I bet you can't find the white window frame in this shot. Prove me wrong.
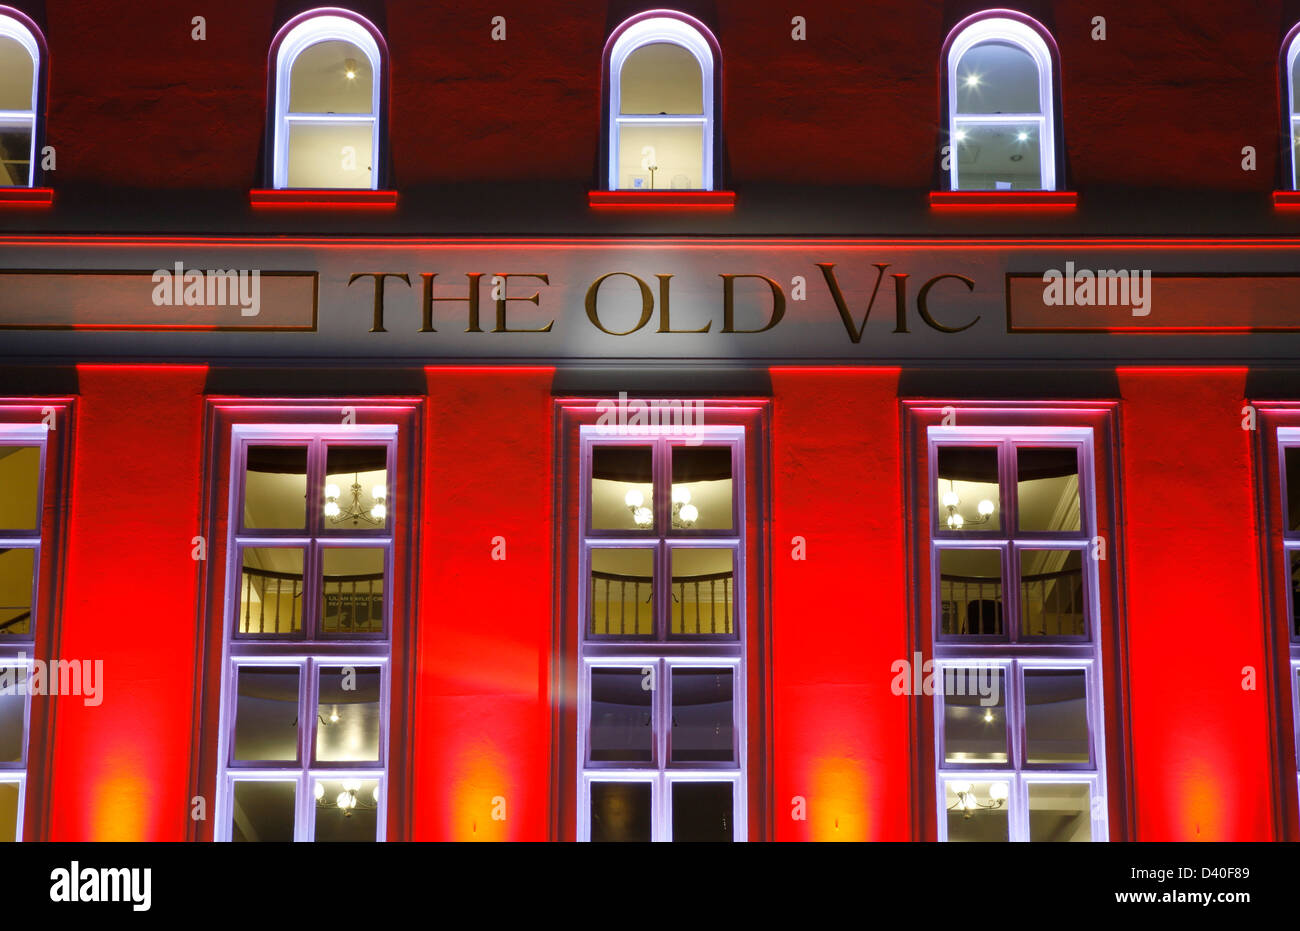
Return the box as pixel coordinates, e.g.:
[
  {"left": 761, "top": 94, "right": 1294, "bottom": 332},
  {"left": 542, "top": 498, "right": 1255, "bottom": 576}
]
[
  {"left": 928, "top": 425, "right": 1108, "bottom": 842},
  {"left": 272, "top": 12, "right": 381, "bottom": 190},
  {"left": 0, "top": 12, "right": 39, "bottom": 188},
  {"left": 1286, "top": 29, "right": 1300, "bottom": 190},
  {"left": 607, "top": 13, "right": 716, "bottom": 191},
  {"left": 577, "top": 425, "right": 747, "bottom": 841},
  {"left": 946, "top": 14, "right": 1057, "bottom": 191},
  {"left": 0, "top": 423, "right": 46, "bottom": 841},
  {"left": 215, "top": 424, "right": 395, "bottom": 842}
]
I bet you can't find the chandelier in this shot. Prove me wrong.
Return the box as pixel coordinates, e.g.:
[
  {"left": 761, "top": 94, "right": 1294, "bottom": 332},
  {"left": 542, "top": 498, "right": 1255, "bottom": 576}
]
[
  {"left": 324, "top": 474, "right": 387, "bottom": 526},
  {"left": 941, "top": 480, "right": 994, "bottom": 530},
  {"left": 947, "top": 781, "right": 1008, "bottom": 819},
  {"left": 315, "top": 779, "right": 379, "bottom": 817},
  {"left": 623, "top": 487, "right": 699, "bottom": 529}
]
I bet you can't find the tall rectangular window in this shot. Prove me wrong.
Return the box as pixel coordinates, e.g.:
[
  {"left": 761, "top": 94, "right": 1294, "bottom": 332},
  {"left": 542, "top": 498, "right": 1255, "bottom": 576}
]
[
  {"left": 217, "top": 426, "right": 394, "bottom": 841},
  {"left": 578, "top": 427, "right": 746, "bottom": 841},
  {"left": 0, "top": 425, "right": 45, "bottom": 842},
  {"left": 929, "top": 427, "right": 1108, "bottom": 841}
]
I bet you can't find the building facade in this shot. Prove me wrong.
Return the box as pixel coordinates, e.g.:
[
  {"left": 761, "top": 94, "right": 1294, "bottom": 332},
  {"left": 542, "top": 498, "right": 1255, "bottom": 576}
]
[{"left": 0, "top": 0, "right": 1297, "bottom": 842}]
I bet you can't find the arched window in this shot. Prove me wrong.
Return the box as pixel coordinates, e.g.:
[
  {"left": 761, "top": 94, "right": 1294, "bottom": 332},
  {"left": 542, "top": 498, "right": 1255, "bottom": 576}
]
[
  {"left": 270, "top": 9, "right": 384, "bottom": 190},
  {"left": 605, "top": 12, "right": 720, "bottom": 192},
  {"left": 0, "top": 9, "right": 42, "bottom": 188},
  {"left": 944, "top": 12, "right": 1059, "bottom": 191},
  {"left": 1284, "top": 24, "right": 1300, "bottom": 189}
]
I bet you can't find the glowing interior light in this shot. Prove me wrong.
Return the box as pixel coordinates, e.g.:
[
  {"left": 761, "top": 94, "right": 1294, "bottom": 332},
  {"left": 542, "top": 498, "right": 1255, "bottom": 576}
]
[
  {"left": 633, "top": 506, "right": 653, "bottom": 528},
  {"left": 963, "top": 73, "right": 980, "bottom": 88},
  {"left": 679, "top": 503, "right": 698, "bottom": 524},
  {"left": 372, "top": 483, "right": 387, "bottom": 501},
  {"left": 964, "top": 794, "right": 977, "bottom": 810},
  {"left": 947, "top": 513, "right": 964, "bottom": 530},
  {"left": 343, "top": 779, "right": 362, "bottom": 793},
  {"left": 325, "top": 483, "right": 341, "bottom": 500},
  {"left": 983, "top": 708, "right": 994, "bottom": 723},
  {"left": 336, "top": 791, "right": 352, "bottom": 810},
  {"left": 978, "top": 498, "right": 995, "bottom": 516},
  {"left": 942, "top": 490, "right": 960, "bottom": 508},
  {"left": 344, "top": 58, "right": 358, "bottom": 80},
  {"left": 370, "top": 503, "right": 387, "bottom": 520},
  {"left": 624, "top": 488, "right": 644, "bottom": 508},
  {"left": 323, "top": 501, "right": 341, "bottom": 517},
  {"left": 954, "top": 129, "right": 968, "bottom": 142},
  {"left": 989, "top": 782, "right": 1009, "bottom": 802},
  {"left": 1016, "top": 131, "right": 1029, "bottom": 142},
  {"left": 951, "top": 781, "right": 971, "bottom": 795},
  {"left": 329, "top": 705, "right": 340, "bottom": 724},
  {"left": 314, "top": 782, "right": 325, "bottom": 800},
  {"left": 372, "top": 784, "right": 381, "bottom": 804},
  {"left": 672, "top": 486, "right": 691, "bottom": 505}
]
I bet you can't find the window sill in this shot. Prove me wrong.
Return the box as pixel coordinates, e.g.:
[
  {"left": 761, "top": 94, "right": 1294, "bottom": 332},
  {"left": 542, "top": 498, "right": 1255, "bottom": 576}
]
[
  {"left": 1273, "top": 191, "right": 1300, "bottom": 209},
  {"left": 588, "top": 190, "right": 736, "bottom": 209},
  {"left": 930, "top": 190, "right": 1077, "bottom": 210},
  {"left": 249, "top": 188, "right": 398, "bottom": 209},
  {"left": 0, "top": 187, "right": 53, "bottom": 206}
]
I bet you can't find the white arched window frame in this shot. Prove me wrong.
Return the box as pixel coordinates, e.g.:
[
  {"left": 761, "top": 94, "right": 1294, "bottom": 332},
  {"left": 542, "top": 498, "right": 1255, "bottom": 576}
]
[
  {"left": 1286, "top": 29, "right": 1300, "bottom": 189},
  {"left": 946, "top": 15, "right": 1057, "bottom": 191},
  {"left": 272, "top": 12, "right": 381, "bottom": 190},
  {"left": 607, "top": 14, "right": 716, "bottom": 191},
  {"left": 0, "top": 12, "right": 39, "bottom": 188}
]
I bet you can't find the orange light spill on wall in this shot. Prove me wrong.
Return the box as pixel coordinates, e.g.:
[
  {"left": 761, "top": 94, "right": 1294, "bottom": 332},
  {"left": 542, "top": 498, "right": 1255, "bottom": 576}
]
[
  {"left": 770, "top": 368, "right": 911, "bottom": 841},
  {"left": 48, "top": 365, "right": 208, "bottom": 840},
  {"left": 448, "top": 746, "right": 511, "bottom": 842},
  {"left": 1118, "top": 368, "right": 1274, "bottom": 840}
]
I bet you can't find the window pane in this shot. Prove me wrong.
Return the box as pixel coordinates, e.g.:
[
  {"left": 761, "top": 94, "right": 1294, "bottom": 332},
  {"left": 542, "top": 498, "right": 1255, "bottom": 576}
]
[
  {"left": 591, "top": 446, "right": 653, "bottom": 531},
  {"left": 0, "top": 781, "right": 16, "bottom": 841},
  {"left": 0, "top": 37, "right": 34, "bottom": 111},
  {"left": 670, "top": 548, "right": 734, "bottom": 636},
  {"left": 955, "top": 39, "right": 1040, "bottom": 114},
  {"left": 243, "top": 446, "right": 307, "bottom": 530},
  {"left": 1028, "top": 782, "right": 1093, "bottom": 841},
  {"left": 0, "top": 547, "right": 33, "bottom": 636},
  {"left": 936, "top": 446, "right": 1000, "bottom": 532},
  {"left": 617, "top": 122, "right": 703, "bottom": 191},
  {"left": 944, "top": 780, "right": 1010, "bottom": 841},
  {"left": 1286, "top": 448, "right": 1300, "bottom": 531},
  {"left": 321, "top": 548, "right": 385, "bottom": 635},
  {"left": 0, "top": 125, "right": 31, "bottom": 186},
  {"left": 313, "top": 778, "right": 379, "bottom": 842},
  {"left": 324, "top": 446, "right": 388, "bottom": 531},
  {"left": 1293, "top": 551, "right": 1300, "bottom": 636},
  {"left": 238, "top": 548, "right": 305, "bottom": 635},
  {"left": 672, "top": 782, "right": 733, "bottom": 842},
  {"left": 671, "top": 668, "right": 733, "bottom": 762},
  {"left": 590, "top": 668, "right": 652, "bottom": 763},
  {"left": 1017, "top": 447, "right": 1081, "bottom": 532},
  {"left": 0, "top": 446, "right": 40, "bottom": 530},
  {"left": 289, "top": 39, "right": 373, "bottom": 113},
  {"left": 620, "top": 42, "right": 703, "bottom": 114},
  {"left": 1020, "top": 549, "right": 1085, "bottom": 637},
  {"left": 316, "top": 666, "right": 381, "bottom": 763},
  {"left": 942, "top": 666, "right": 1007, "bottom": 763},
  {"left": 233, "top": 667, "right": 300, "bottom": 762},
  {"left": 287, "top": 121, "right": 374, "bottom": 189},
  {"left": 954, "top": 120, "right": 1042, "bottom": 191},
  {"left": 589, "top": 549, "right": 653, "bottom": 636},
  {"left": 938, "top": 548, "right": 1003, "bottom": 636},
  {"left": 671, "top": 446, "right": 732, "bottom": 531},
  {"left": 590, "top": 781, "right": 651, "bottom": 842},
  {"left": 0, "top": 671, "right": 23, "bottom": 761},
  {"left": 230, "top": 781, "right": 296, "bottom": 843},
  {"left": 1024, "top": 669, "right": 1090, "bottom": 763}
]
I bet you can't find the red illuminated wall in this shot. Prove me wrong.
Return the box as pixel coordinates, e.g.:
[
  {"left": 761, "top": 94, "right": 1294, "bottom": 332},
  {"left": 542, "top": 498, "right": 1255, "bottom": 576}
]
[
  {"left": 34, "top": 0, "right": 1289, "bottom": 191},
  {"left": 770, "top": 368, "right": 912, "bottom": 840},
  {"left": 46, "top": 365, "right": 208, "bottom": 841},
  {"left": 412, "top": 368, "right": 555, "bottom": 840},
  {"left": 1117, "top": 368, "right": 1275, "bottom": 840}
]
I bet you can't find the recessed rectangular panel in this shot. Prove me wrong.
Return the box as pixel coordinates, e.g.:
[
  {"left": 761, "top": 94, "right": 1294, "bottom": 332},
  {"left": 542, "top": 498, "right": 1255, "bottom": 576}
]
[
  {"left": 1017, "top": 447, "right": 1081, "bottom": 532},
  {"left": 238, "top": 548, "right": 305, "bottom": 635},
  {"left": 244, "top": 446, "right": 308, "bottom": 530},
  {"left": 1020, "top": 549, "right": 1085, "bottom": 637},
  {"left": 591, "top": 447, "right": 654, "bottom": 531},
  {"left": 671, "top": 446, "right": 733, "bottom": 531},
  {"left": 0, "top": 447, "right": 40, "bottom": 530},
  {"left": 589, "top": 548, "right": 654, "bottom": 636},
  {"left": 590, "top": 781, "right": 652, "bottom": 842},
  {"left": 1028, "top": 782, "right": 1092, "bottom": 842},
  {"left": 287, "top": 121, "right": 374, "bottom": 189},
  {"left": 936, "top": 446, "right": 1000, "bottom": 533},
  {"left": 938, "top": 548, "right": 1003, "bottom": 636},
  {"left": 321, "top": 548, "right": 385, "bottom": 635},
  {"left": 670, "top": 548, "right": 734, "bottom": 636}
]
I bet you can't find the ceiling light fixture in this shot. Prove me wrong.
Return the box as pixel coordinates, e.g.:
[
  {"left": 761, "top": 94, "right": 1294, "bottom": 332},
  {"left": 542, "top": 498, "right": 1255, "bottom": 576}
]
[
  {"left": 325, "top": 474, "right": 387, "bottom": 526},
  {"left": 947, "top": 781, "right": 1008, "bottom": 819},
  {"left": 941, "top": 480, "right": 995, "bottom": 530}
]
